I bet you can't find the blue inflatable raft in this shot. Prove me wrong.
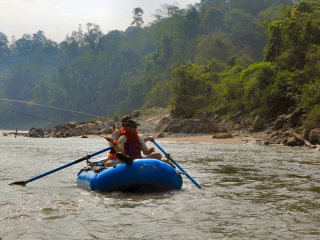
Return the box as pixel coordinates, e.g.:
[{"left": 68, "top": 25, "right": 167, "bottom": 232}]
[{"left": 77, "top": 159, "right": 183, "bottom": 192}]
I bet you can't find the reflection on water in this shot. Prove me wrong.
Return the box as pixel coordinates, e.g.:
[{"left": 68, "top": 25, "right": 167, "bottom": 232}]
[{"left": 0, "top": 135, "right": 319, "bottom": 239}]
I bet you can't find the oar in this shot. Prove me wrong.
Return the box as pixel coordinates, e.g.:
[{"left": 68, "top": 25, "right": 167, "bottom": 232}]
[
  {"left": 152, "top": 140, "right": 202, "bottom": 189},
  {"left": 10, "top": 147, "right": 111, "bottom": 186}
]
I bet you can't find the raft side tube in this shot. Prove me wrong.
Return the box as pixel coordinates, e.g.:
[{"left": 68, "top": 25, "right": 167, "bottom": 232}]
[{"left": 77, "top": 159, "right": 183, "bottom": 192}]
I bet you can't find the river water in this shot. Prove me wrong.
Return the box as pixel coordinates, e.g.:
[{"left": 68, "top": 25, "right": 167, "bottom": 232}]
[{"left": 0, "top": 133, "right": 319, "bottom": 240}]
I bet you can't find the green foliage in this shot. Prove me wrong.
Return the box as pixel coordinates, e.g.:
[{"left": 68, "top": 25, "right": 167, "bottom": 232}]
[
  {"left": 200, "top": 5, "right": 224, "bottom": 33},
  {"left": 241, "top": 62, "right": 276, "bottom": 113},
  {"left": 145, "top": 81, "right": 170, "bottom": 108},
  {"left": 170, "top": 64, "right": 215, "bottom": 117},
  {"left": 304, "top": 104, "right": 320, "bottom": 129},
  {"left": 195, "top": 2, "right": 308, "bottom": 119},
  {"left": 84, "top": 23, "right": 103, "bottom": 54},
  {"left": 304, "top": 45, "right": 320, "bottom": 80},
  {"left": 213, "top": 65, "right": 245, "bottom": 113},
  {"left": 195, "top": 33, "right": 232, "bottom": 63},
  {"left": 228, "top": 0, "right": 293, "bottom": 16},
  {"left": 181, "top": 6, "right": 200, "bottom": 39},
  {"left": 1, "top": 0, "right": 320, "bottom": 129},
  {"left": 265, "top": 2, "right": 320, "bottom": 69},
  {"left": 260, "top": 1, "right": 320, "bottom": 117},
  {"left": 223, "top": 8, "right": 265, "bottom": 59},
  {"left": 265, "top": 23, "right": 283, "bottom": 62},
  {"left": 269, "top": 70, "right": 295, "bottom": 109},
  {"left": 113, "top": 114, "right": 119, "bottom": 122},
  {"left": 131, "top": 7, "right": 144, "bottom": 28},
  {"left": 0, "top": 32, "right": 9, "bottom": 57},
  {"left": 300, "top": 81, "right": 320, "bottom": 111}
]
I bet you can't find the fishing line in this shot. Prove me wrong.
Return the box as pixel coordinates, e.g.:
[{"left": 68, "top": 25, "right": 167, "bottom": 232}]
[
  {"left": 87, "top": 87, "right": 110, "bottom": 130},
  {"left": 1, "top": 109, "right": 65, "bottom": 125},
  {"left": 0, "top": 98, "right": 97, "bottom": 118}
]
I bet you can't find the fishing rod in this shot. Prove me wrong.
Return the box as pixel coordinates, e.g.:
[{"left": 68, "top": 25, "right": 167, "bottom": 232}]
[{"left": 0, "top": 98, "right": 97, "bottom": 118}]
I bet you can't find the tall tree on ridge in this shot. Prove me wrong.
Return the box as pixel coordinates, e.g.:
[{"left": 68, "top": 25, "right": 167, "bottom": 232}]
[
  {"left": 84, "top": 23, "right": 103, "bottom": 54},
  {"left": 131, "top": 7, "right": 144, "bottom": 28},
  {"left": 0, "top": 32, "right": 9, "bottom": 56}
]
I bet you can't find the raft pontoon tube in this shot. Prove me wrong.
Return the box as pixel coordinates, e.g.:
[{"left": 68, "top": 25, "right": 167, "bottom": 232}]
[{"left": 77, "top": 159, "right": 183, "bottom": 192}]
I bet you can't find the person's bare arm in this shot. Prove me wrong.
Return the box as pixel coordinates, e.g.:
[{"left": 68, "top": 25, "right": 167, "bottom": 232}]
[
  {"left": 115, "top": 135, "right": 126, "bottom": 153},
  {"left": 139, "top": 136, "right": 153, "bottom": 155}
]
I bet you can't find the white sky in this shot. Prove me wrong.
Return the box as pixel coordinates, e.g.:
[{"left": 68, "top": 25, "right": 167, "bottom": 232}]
[{"left": 0, "top": 0, "right": 198, "bottom": 43}]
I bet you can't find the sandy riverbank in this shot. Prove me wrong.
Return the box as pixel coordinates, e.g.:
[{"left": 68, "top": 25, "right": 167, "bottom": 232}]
[
  {"left": 157, "top": 135, "right": 258, "bottom": 144},
  {"left": 1, "top": 130, "right": 258, "bottom": 144},
  {"left": 83, "top": 134, "right": 259, "bottom": 144}
]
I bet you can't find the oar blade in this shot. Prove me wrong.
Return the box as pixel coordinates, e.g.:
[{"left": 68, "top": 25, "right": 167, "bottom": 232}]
[
  {"left": 9, "top": 146, "right": 111, "bottom": 187},
  {"left": 9, "top": 181, "right": 27, "bottom": 186}
]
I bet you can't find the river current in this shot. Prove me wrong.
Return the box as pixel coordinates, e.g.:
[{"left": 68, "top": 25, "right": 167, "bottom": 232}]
[{"left": 0, "top": 133, "right": 319, "bottom": 240}]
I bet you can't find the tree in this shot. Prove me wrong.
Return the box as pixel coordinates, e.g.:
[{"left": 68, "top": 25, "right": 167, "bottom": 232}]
[
  {"left": 84, "top": 23, "right": 103, "bottom": 53},
  {"left": 170, "top": 64, "right": 214, "bottom": 117},
  {"left": 223, "top": 8, "right": 265, "bottom": 59},
  {"left": 199, "top": 0, "right": 227, "bottom": 8},
  {"left": 153, "top": 4, "right": 180, "bottom": 21},
  {"left": 241, "top": 62, "right": 277, "bottom": 114},
  {"left": 200, "top": 5, "right": 224, "bottom": 33},
  {"left": 71, "top": 24, "right": 85, "bottom": 48},
  {"left": 228, "top": 0, "right": 293, "bottom": 16},
  {"left": 14, "top": 34, "right": 34, "bottom": 55},
  {"left": 99, "top": 30, "right": 123, "bottom": 56},
  {"left": 2, "top": 0, "right": 318, "bottom": 128},
  {"left": 264, "top": 24, "right": 283, "bottom": 61},
  {"left": 0, "top": 32, "right": 9, "bottom": 56},
  {"left": 196, "top": 33, "right": 233, "bottom": 63},
  {"left": 181, "top": 6, "right": 200, "bottom": 39},
  {"left": 59, "top": 39, "right": 80, "bottom": 62},
  {"left": 131, "top": 7, "right": 144, "bottom": 28},
  {"left": 32, "top": 31, "right": 47, "bottom": 45}
]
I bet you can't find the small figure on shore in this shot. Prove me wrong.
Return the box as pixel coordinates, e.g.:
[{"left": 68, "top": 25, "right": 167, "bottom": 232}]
[{"left": 15, "top": 128, "right": 18, "bottom": 138}]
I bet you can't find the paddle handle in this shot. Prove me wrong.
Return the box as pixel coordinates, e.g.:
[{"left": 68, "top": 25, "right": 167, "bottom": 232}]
[
  {"left": 152, "top": 140, "right": 202, "bottom": 189},
  {"left": 25, "top": 147, "right": 111, "bottom": 184}
]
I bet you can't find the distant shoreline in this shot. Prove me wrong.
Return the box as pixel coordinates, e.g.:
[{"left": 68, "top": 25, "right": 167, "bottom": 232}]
[
  {"left": 2, "top": 130, "right": 318, "bottom": 150},
  {"left": 157, "top": 134, "right": 258, "bottom": 144},
  {"left": 0, "top": 128, "right": 262, "bottom": 145},
  {"left": 77, "top": 134, "right": 259, "bottom": 145}
]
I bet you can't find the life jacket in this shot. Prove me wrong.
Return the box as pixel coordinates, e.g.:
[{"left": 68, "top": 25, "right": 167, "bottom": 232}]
[
  {"left": 120, "top": 129, "right": 142, "bottom": 159},
  {"left": 108, "top": 150, "right": 117, "bottom": 159}
]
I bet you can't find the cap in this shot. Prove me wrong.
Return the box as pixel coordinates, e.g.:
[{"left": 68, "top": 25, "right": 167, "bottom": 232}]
[
  {"left": 121, "top": 114, "right": 132, "bottom": 123},
  {"left": 123, "top": 119, "right": 140, "bottom": 127}
]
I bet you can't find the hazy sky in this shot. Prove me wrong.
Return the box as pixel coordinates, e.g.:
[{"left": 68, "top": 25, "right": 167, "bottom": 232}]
[{"left": 0, "top": 0, "right": 198, "bottom": 43}]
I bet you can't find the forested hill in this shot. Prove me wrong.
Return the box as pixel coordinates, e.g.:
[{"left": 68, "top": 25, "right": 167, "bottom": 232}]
[{"left": 0, "top": 0, "right": 319, "bottom": 129}]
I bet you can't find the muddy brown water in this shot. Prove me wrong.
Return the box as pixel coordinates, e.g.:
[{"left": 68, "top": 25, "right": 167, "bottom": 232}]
[{"left": 0, "top": 134, "right": 319, "bottom": 239}]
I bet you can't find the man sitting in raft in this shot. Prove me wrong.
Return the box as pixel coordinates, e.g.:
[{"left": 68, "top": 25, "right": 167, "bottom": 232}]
[
  {"left": 102, "top": 115, "right": 132, "bottom": 167},
  {"left": 107, "top": 119, "right": 162, "bottom": 164}
]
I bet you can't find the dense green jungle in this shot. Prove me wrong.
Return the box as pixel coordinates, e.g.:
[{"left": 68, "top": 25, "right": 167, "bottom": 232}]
[{"left": 0, "top": 0, "right": 319, "bottom": 129}]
